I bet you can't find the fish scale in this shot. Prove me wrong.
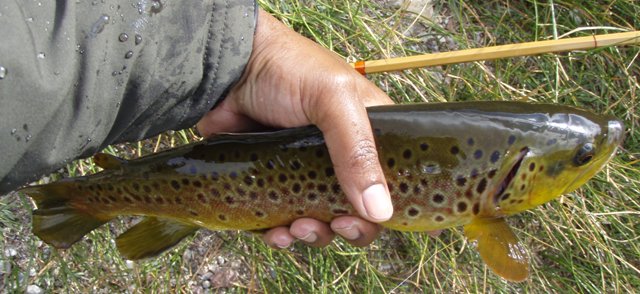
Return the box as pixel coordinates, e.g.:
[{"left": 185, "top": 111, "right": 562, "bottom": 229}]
[{"left": 19, "top": 101, "right": 624, "bottom": 282}]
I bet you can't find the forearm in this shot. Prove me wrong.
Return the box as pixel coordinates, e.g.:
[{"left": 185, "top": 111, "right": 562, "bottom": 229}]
[{"left": 0, "top": 0, "right": 256, "bottom": 194}]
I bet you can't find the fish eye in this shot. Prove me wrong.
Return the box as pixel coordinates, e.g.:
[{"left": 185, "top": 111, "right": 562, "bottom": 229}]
[{"left": 574, "top": 143, "right": 596, "bottom": 166}]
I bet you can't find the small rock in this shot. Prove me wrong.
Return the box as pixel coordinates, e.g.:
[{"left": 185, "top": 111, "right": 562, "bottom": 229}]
[
  {"left": 125, "top": 260, "right": 135, "bottom": 269},
  {"left": 26, "top": 285, "right": 43, "bottom": 294},
  {"left": 202, "top": 280, "right": 211, "bottom": 289},
  {"left": 4, "top": 248, "right": 17, "bottom": 257}
]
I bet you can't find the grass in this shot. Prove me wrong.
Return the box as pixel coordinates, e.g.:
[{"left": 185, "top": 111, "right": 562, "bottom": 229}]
[{"left": 1, "top": 0, "right": 639, "bottom": 292}]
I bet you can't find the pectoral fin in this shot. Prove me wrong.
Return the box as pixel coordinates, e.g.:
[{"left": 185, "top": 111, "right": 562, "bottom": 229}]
[
  {"left": 463, "top": 217, "right": 529, "bottom": 282},
  {"left": 116, "top": 217, "right": 198, "bottom": 260}
]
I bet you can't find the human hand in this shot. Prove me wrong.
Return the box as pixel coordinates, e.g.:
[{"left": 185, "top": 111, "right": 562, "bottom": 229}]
[{"left": 196, "top": 9, "right": 393, "bottom": 248}]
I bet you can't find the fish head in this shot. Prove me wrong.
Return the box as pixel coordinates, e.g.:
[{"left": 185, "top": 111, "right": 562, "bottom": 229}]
[{"left": 495, "top": 110, "right": 624, "bottom": 215}]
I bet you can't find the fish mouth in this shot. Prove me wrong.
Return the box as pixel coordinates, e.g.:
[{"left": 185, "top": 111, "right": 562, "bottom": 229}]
[{"left": 494, "top": 147, "right": 529, "bottom": 206}]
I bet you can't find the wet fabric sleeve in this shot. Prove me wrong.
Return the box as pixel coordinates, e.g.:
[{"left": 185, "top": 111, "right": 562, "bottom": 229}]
[{"left": 0, "top": 1, "right": 257, "bottom": 194}]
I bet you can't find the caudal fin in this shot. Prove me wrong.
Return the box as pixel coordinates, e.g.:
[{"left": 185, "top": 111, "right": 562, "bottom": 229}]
[{"left": 19, "top": 183, "right": 112, "bottom": 249}]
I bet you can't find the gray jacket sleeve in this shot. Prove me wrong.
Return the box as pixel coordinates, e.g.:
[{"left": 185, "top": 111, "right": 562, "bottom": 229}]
[{"left": 0, "top": 0, "right": 257, "bottom": 194}]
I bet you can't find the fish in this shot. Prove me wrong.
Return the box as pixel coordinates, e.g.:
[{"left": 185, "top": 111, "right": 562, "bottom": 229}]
[{"left": 18, "top": 101, "right": 624, "bottom": 282}]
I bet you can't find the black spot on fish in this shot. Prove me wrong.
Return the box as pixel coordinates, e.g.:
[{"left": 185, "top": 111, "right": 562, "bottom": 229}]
[
  {"left": 244, "top": 176, "right": 254, "bottom": 186},
  {"left": 295, "top": 209, "right": 304, "bottom": 215},
  {"left": 331, "top": 183, "right": 341, "bottom": 194},
  {"left": 315, "top": 149, "right": 324, "bottom": 158},
  {"left": 210, "top": 188, "right": 220, "bottom": 198},
  {"left": 317, "top": 184, "right": 328, "bottom": 193},
  {"left": 476, "top": 178, "right": 487, "bottom": 194},
  {"left": 266, "top": 160, "right": 275, "bottom": 170},
  {"left": 181, "top": 178, "right": 190, "bottom": 186},
  {"left": 529, "top": 162, "right": 536, "bottom": 172},
  {"left": 490, "top": 151, "right": 501, "bottom": 163},
  {"left": 298, "top": 175, "right": 307, "bottom": 182},
  {"left": 332, "top": 208, "right": 349, "bottom": 215},
  {"left": 292, "top": 183, "right": 301, "bottom": 194},
  {"left": 407, "top": 207, "right": 420, "bottom": 217},
  {"left": 257, "top": 178, "right": 265, "bottom": 188},
  {"left": 249, "top": 191, "right": 258, "bottom": 200},
  {"left": 432, "top": 193, "right": 445, "bottom": 204},
  {"left": 101, "top": 197, "right": 110, "bottom": 204},
  {"left": 487, "top": 169, "right": 497, "bottom": 179},
  {"left": 236, "top": 188, "right": 246, "bottom": 196},
  {"left": 197, "top": 193, "right": 206, "bottom": 204},
  {"left": 255, "top": 210, "right": 265, "bottom": 217},
  {"left": 223, "top": 183, "right": 231, "bottom": 190},
  {"left": 413, "top": 186, "right": 421, "bottom": 194},
  {"left": 96, "top": 185, "right": 104, "bottom": 192},
  {"left": 520, "top": 184, "right": 526, "bottom": 191},
  {"left": 218, "top": 214, "right": 227, "bottom": 221},
  {"left": 268, "top": 191, "right": 279, "bottom": 202},
  {"left": 457, "top": 201, "right": 468, "bottom": 213},
  {"left": 189, "top": 210, "right": 199, "bottom": 217},
  {"left": 308, "top": 171, "right": 317, "bottom": 180},
  {"left": 132, "top": 183, "right": 140, "bottom": 192},
  {"left": 143, "top": 185, "right": 152, "bottom": 193},
  {"left": 470, "top": 169, "right": 479, "bottom": 179},
  {"left": 175, "top": 196, "right": 183, "bottom": 204},
  {"left": 225, "top": 196, "right": 235, "bottom": 205},
  {"left": 307, "top": 193, "right": 318, "bottom": 202},
  {"left": 420, "top": 143, "right": 429, "bottom": 151},
  {"left": 328, "top": 196, "right": 337, "bottom": 204},
  {"left": 132, "top": 194, "right": 142, "bottom": 202},
  {"left": 278, "top": 173, "right": 288, "bottom": 183},
  {"left": 325, "top": 167, "right": 335, "bottom": 177},
  {"left": 123, "top": 196, "right": 133, "bottom": 204},
  {"left": 170, "top": 180, "right": 180, "bottom": 191},
  {"left": 192, "top": 181, "right": 202, "bottom": 188},
  {"left": 403, "top": 149, "right": 412, "bottom": 159},
  {"left": 144, "top": 195, "right": 152, "bottom": 204},
  {"left": 387, "top": 158, "right": 396, "bottom": 169},
  {"left": 155, "top": 197, "right": 164, "bottom": 205},
  {"left": 508, "top": 135, "right": 516, "bottom": 145},
  {"left": 250, "top": 153, "right": 258, "bottom": 161},
  {"left": 450, "top": 146, "right": 460, "bottom": 155},
  {"left": 290, "top": 160, "right": 302, "bottom": 171},
  {"left": 211, "top": 172, "right": 219, "bottom": 181},
  {"left": 501, "top": 193, "right": 511, "bottom": 201},
  {"left": 434, "top": 215, "right": 445, "bottom": 222},
  {"left": 399, "top": 183, "right": 409, "bottom": 193},
  {"left": 456, "top": 176, "right": 467, "bottom": 187},
  {"left": 108, "top": 195, "right": 117, "bottom": 202},
  {"left": 467, "top": 138, "right": 475, "bottom": 146},
  {"left": 472, "top": 203, "right": 480, "bottom": 215},
  {"left": 473, "top": 149, "right": 483, "bottom": 159}
]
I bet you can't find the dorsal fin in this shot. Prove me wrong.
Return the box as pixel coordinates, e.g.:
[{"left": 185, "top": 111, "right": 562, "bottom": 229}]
[
  {"left": 93, "top": 153, "right": 126, "bottom": 170},
  {"left": 115, "top": 217, "right": 198, "bottom": 260},
  {"left": 463, "top": 217, "right": 529, "bottom": 282}
]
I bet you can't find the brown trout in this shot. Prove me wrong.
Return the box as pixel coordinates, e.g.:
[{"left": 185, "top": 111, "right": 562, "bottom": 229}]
[{"left": 19, "top": 101, "right": 624, "bottom": 282}]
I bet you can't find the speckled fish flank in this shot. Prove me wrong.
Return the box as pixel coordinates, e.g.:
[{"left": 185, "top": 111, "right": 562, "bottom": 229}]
[{"left": 19, "top": 102, "right": 624, "bottom": 282}]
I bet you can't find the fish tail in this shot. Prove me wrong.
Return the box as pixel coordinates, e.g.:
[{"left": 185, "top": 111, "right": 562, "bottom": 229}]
[{"left": 20, "top": 183, "right": 112, "bottom": 249}]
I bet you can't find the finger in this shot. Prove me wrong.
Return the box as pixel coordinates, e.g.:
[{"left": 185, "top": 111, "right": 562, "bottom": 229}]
[
  {"left": 305, "top": 78, "right": 393, "bottom": 223},
  {"left": 289, "top": 218, "right": 335, "bottom": 247},
  {"left": 330, "top": 216, "right": 382, "bottom": 247},
  {"left": 262, "top": 226, "right": 295, "bottom": 249},
  {"left": 195, "top": 99, "right": 261, "bottom": 137}
]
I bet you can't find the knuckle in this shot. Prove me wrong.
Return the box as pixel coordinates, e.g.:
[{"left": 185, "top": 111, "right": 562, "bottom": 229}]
[{"left": 348, "top": 138, "right": 379, "bottom": 170}]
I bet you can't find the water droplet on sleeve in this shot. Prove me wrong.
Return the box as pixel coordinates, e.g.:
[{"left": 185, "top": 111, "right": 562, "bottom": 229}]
[
  {"left": 10, "top": 129, "right": 17, "bottom": 135},
  {"left": 37, "top": 52, "right": 46, "bottom": 59},
  {"left": 0, "top": 66, "right": 6, "bottom": 79},
  {"left": 124, "top": 51, "right": 133, "bottom": 59},
  {"left": 134, "top": 34, "right": 142, "bottom": 45},
  {"left": 118, "top": 33, "right": 129, "bottom": 42}
]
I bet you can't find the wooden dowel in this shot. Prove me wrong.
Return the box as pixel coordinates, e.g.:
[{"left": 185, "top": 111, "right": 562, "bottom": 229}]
[{"left": 351, "top": 31, "right": 640, "bottom": 74}]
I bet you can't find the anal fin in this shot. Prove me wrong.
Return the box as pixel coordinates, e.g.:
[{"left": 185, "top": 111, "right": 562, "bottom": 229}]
[
  {"left": 463, "top": 217, "right": 529, "bottom": 282},
  {"left": 116, "top": 217, "right": 198, "bottom": 260}
]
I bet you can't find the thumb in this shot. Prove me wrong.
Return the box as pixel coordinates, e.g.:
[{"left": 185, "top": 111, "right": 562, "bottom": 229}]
[{"left": 305, "top": 77, "right": 394, "bottom": 223}]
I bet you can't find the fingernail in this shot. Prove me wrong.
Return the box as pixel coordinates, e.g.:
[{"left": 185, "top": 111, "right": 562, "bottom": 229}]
[
  {"left": 299, "top": 232, "right": 318, "bottom": 243},
  {"left": 362, "top": 184, "right": 393, "bottom": 221},
  {"left": 333, "top": 225, "right": 360, "bottom": 241},
  {"left": 274, "top": 241, "right": 290, "bottom": 249}
]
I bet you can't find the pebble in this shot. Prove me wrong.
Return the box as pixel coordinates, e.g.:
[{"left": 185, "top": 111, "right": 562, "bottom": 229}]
[
  {"left": 26, "top": 285, "right": 43, "bottom": 294},
  {"left": 201, "top": 280, "right": 211, "bottom": 289},
  {"left": 4, "top": 248, "right": 17, "bottom": 257}
]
